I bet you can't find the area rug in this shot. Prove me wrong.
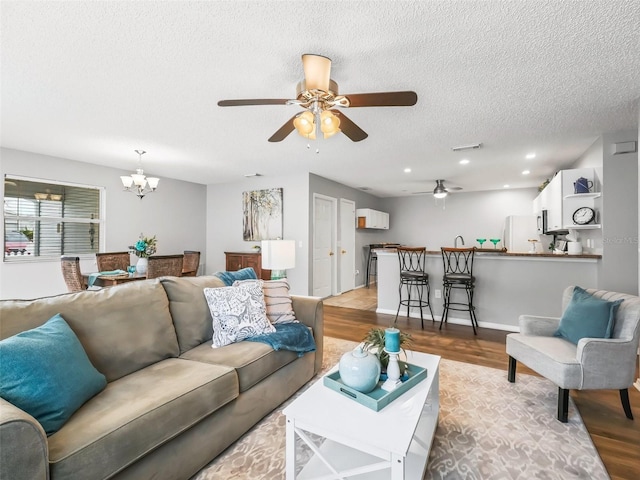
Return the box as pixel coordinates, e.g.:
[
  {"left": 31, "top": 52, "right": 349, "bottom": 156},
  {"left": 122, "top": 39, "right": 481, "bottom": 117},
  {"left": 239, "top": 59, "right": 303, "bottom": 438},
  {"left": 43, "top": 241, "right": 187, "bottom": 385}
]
[{"left": 192, "top": 337, "right": 609, "bottom": 479}]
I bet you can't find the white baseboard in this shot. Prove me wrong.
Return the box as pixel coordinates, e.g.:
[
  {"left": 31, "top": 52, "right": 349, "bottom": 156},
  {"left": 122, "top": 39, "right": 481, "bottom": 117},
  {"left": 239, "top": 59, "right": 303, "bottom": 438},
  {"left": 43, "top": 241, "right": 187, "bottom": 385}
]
[
  {"left": 634, "top": 380, "right": 640, "bottom": 392},
  {"left": 375, "top": 308, "right": 520, "bottom": 333}
]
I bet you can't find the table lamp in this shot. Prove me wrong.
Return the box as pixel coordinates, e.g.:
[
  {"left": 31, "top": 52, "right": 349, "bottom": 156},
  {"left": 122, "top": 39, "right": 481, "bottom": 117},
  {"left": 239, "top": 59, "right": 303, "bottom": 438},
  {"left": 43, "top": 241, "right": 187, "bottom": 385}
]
[{"left": 261, "top": 240, "right": 296, "bottom": 280}]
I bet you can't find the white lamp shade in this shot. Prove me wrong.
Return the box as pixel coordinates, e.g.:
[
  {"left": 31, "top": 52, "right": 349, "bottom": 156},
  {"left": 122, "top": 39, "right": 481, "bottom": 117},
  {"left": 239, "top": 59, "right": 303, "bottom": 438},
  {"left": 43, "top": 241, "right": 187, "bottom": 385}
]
[
  {"left": 131, "top": 173, "right": 147, "bottom": 187},
  {"left": 120, "top": 176, "right": 134, "bottom": 188},
  {"left": 261, "top": 240, "right": 296, "bottom": 270},
  {"left": 147, "top": 177, "right": 160, "bottom": 189}
]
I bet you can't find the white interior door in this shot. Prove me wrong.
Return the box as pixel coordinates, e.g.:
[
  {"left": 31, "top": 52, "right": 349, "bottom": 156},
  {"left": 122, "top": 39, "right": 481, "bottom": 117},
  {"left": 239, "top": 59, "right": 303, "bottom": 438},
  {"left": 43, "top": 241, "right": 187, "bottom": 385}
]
[
  {"left": 313, "top": 194, "right": 336, "bottom": 298},
  {"left": 339, "top": 198, "right": 356, "bottom": 293}
]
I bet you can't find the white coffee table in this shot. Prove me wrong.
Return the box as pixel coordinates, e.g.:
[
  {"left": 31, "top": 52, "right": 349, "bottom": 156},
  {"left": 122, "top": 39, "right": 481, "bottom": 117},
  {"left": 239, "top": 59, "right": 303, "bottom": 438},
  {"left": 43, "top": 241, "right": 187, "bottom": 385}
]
[{"left": 283, "top": 350, "right": 440, "bottom": 480}]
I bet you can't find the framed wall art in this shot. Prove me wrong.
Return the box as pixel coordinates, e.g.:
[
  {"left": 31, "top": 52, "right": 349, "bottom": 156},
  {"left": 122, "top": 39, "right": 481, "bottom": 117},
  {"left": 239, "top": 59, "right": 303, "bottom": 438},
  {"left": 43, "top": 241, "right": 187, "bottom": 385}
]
[{"left": 242, "top": 188, "right": 283, "bottom": 241}]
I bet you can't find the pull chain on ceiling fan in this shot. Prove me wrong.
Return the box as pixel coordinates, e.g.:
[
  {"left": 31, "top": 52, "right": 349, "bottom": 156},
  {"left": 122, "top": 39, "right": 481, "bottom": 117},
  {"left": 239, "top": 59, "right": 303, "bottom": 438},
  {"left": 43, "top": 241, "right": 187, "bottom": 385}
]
[{"left": 217, "top": 54, "right": 418, "bottom": 143}]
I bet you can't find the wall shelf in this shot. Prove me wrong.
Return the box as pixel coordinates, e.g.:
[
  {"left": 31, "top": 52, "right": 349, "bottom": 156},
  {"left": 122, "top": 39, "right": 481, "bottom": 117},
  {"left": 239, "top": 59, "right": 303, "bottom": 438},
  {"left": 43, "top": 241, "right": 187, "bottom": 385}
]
[
  {"left": 564, "top": 224, "right": 602, "bottom": 230},
  {"left": 564, "top": 192, "right": 601, "bottom": 199}
]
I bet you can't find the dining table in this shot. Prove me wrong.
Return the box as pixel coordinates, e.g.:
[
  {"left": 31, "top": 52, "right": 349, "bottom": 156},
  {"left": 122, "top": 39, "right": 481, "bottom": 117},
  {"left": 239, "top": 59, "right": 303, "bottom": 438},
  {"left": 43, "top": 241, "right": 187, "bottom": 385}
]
[{"left": 82, "top": 272, "right": 147, "bottom": 289}]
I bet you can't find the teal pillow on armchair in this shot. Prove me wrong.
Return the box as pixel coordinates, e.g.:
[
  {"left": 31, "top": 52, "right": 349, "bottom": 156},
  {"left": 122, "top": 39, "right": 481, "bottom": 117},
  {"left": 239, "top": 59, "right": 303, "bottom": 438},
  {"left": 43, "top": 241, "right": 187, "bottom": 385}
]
[
  {"left": 554, "top": 286, "right": 623, "bottom": 345},
  {"left": 0, "top": 313, "right": 107, "bottom": 435}
]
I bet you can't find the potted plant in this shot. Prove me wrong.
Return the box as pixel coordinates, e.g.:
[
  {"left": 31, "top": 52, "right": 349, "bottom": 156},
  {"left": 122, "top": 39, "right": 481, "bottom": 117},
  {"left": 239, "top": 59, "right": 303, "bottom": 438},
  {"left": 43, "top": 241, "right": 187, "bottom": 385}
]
[{"left": 362, "top": 327, "right": 412, "bottom": 374}]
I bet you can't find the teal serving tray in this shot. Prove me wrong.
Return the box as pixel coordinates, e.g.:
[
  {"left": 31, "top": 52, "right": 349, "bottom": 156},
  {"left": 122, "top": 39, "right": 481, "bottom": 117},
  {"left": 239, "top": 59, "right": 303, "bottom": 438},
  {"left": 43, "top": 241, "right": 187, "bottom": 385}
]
[{"left": 323, "top": 363, "right": 428, "bottom": 411}]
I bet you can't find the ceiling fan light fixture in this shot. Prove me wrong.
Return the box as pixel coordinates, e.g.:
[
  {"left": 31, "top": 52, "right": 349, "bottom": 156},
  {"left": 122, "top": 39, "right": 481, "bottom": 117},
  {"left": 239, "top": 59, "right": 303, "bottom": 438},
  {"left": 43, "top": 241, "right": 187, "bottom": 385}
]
[
  {"left": 433, "top": 179, "right": 448, "bottom": 199},
  {"left": 302, "top": 54, "right": 331, "bottom": 92},
  {"left": 320, "top": 110, "right": 340, "bottom": 138},
  {"left": 293, "top": 111, "right": 315, "bottom": 136}
]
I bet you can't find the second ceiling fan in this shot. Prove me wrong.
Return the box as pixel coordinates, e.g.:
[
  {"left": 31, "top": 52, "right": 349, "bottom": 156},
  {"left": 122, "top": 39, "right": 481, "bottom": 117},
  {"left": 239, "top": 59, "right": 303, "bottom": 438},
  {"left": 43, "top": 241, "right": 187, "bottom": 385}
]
[{"left": 218, "top": 54, "right": 418, "bottom": 143}]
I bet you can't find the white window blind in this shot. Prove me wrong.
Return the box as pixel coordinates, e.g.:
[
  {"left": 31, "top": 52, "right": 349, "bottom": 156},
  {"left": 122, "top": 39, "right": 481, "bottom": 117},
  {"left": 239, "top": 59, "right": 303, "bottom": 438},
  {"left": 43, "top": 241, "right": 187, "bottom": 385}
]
[{"left": 4, "top": 176, "right": 103, "bottom": 260}]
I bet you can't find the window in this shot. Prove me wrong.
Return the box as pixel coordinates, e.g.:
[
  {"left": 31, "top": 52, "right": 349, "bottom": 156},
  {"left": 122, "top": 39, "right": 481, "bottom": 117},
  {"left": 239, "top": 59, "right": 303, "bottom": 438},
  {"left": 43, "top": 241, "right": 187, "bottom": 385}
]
[{"left": 4, "top": 176, "right": 104, "bottom": 261}]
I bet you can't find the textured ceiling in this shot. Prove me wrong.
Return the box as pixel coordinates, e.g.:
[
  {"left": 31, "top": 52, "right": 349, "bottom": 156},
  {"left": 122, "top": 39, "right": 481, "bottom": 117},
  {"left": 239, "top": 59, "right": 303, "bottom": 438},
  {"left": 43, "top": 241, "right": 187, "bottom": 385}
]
[{"left": 1, "top": 1, "right": 639, "bottom": 197}]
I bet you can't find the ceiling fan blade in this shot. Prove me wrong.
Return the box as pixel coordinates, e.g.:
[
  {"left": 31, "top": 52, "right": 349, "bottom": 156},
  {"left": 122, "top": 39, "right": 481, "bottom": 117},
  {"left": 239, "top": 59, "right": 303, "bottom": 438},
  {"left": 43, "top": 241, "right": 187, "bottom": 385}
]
[
  {"left": 336, "top": 111, "right": 368, "bottom": 142},
  {"left": 344, "top": 91, "right": 418, "bottom": 107},
  {"left": 218, "top": 99, "right": 290, "bottom": 107},
  {"left": 268, "top": 115, "right": 297, "bottom": 142},
  {"left": 302, "top": 54, "right": 331, "bottom": 91}
]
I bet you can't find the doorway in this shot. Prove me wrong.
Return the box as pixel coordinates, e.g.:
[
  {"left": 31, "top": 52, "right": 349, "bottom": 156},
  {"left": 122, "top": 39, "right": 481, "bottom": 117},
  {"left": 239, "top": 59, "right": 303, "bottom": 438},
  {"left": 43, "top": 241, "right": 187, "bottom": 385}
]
[
  {"left": 339, "top": 198, "right": 356, "bottom": 293},
  {"left": 312, "top": 193, "right": 337, "bottom": 298}
]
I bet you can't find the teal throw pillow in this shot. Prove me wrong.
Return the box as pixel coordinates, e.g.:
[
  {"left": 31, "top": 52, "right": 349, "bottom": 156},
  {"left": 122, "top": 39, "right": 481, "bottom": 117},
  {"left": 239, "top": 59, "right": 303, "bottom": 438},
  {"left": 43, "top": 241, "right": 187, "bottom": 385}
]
[
  {"left": 214, "top": 267, "right": 258, "bottom": 286},
  {"left": 554, "top": 286, "right": 623, "bottom": 345},
  {"left": 0, "top": 314, "right": 107, "bottom": 435}
]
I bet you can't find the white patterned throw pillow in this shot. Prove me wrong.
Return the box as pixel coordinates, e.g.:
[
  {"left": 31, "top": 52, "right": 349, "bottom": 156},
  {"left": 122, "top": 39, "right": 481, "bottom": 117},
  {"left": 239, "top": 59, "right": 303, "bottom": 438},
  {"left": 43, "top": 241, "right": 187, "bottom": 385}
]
[
  {"left": 233, "top": 279, "right": 298, "bottom": 324},
  {"left": 204, "top": 282, "right": 275, "bottom": 348}
]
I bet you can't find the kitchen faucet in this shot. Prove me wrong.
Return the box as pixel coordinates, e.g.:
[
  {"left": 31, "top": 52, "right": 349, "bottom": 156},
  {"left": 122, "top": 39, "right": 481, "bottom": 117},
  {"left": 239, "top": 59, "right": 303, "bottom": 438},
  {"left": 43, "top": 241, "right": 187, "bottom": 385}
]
[{"left": 454, "top": 235, "right": 465, "bottom": 248}]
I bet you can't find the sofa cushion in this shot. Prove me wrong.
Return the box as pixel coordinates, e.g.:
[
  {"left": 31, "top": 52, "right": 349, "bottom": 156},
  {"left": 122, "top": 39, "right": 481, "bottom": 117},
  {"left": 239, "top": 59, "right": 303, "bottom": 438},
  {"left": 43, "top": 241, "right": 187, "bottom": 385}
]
[
  {"left": 161, "top": 275, "right": 226, "bottom": 354},
  {"left": 506, "top": 333, "right": 582, "bottom": 389},
  {"left": 180, "top": 340, "right": 299, "bottom": 393},
  {"left": 47, "top": 358, "right": 238, "bottom": 480},
  {"left": 0, "top": 314, "right": 107, "bottom": 436},
  {"left": 204, "top": 283, "right": 275, "bottom": 348},
  {"left": 554, "top": 286, "right": 623, "bottom": 344},
  {"left": 0, "top": 280, "right": 179, "bottom": 382}
]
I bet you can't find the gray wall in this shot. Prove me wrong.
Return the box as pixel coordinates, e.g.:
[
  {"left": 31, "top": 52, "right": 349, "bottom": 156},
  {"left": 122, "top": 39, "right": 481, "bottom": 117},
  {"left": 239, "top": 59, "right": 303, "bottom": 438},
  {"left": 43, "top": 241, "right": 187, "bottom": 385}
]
[
  {"left": 206, "top": 172, "right": 309, "bottom": 295},
  {"left": 377, "top": 188, "right": 538, "bottom": 250},
  {"left": 308, "top": 173, "right": 388, "bottom": 289},
  {"left": 599, "top": 130, "right": 639, "bottom": 294},
  {"left": 570, "top": 131, "right": 639, "bottom": 295},
  {"left": 0, "top": 147, "right": 207, "bottom": 299}
]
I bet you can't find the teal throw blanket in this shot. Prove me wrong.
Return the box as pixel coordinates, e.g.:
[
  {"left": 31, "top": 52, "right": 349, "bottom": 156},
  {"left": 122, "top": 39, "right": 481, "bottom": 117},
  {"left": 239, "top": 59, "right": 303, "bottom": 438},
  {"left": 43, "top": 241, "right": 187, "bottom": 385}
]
[{"left": 245, "top": 323, "right": 316, "bottom": 357}]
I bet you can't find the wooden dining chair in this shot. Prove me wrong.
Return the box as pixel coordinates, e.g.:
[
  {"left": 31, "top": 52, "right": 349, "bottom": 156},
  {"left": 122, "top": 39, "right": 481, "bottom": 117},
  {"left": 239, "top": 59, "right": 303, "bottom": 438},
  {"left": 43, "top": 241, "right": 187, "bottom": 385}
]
[
  {"left": 61, "top": 256, "right": 87, "bottom": 293},
  {"left": 182, "top": 250, "right": 200, "bottom": 276},
  {"left": 147, "top": 255, "right": 184, "bottom": 279},
  {"left": 96, "top": 251, "right": 130, "bottom": 271}
]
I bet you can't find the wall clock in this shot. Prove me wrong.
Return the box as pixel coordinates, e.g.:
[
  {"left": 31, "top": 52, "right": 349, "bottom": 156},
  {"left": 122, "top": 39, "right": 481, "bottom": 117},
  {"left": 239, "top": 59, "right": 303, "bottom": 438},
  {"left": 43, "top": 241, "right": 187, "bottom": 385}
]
[{"left": 572, "top": 206, "right": 595, "bottom": 225}]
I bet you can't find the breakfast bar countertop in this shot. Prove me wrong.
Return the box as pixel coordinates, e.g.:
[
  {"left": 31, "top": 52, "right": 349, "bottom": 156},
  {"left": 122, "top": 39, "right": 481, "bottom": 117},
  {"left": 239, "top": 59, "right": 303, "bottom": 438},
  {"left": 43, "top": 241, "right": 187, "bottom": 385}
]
[{"left": 372, "top": 248, "right": 601, "bottom": 260}]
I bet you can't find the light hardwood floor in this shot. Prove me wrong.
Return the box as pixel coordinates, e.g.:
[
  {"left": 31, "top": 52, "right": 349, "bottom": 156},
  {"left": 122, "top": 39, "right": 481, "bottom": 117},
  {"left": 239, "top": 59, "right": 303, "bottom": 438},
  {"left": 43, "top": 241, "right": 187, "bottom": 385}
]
[{"left": 322, "top": 288, "right": 640, "bottom": 480}]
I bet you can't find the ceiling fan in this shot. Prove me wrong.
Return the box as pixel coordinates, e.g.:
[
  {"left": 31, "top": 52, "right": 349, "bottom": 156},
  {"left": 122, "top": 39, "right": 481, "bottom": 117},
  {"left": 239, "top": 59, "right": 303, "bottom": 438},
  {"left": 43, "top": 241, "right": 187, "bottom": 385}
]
[{"left": 217, "top": 54, "right": 418, "bottom": 143}]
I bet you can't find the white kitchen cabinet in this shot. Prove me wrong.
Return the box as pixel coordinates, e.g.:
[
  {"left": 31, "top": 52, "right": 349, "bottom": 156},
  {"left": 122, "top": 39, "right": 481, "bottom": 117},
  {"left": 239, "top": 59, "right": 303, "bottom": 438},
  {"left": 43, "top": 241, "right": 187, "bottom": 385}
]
[
  {"left": 533, "top": 167, "right": 602, "bottom": 233},
  {"left": 356, "top": 208, "right": 389, "bottom": 229},
  {"left": 545, "top": 173, "right": 564, "bottom": 232}
]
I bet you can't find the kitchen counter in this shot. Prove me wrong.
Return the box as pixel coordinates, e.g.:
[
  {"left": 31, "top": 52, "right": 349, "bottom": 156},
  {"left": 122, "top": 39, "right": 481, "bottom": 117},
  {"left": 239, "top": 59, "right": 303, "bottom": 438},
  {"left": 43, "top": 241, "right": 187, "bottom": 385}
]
[
  {"left": 375, "top": 249, "right": 600, "bottom": 331},
  {"left": 373, "top": 248, "right": 601, "bottom": 260}
]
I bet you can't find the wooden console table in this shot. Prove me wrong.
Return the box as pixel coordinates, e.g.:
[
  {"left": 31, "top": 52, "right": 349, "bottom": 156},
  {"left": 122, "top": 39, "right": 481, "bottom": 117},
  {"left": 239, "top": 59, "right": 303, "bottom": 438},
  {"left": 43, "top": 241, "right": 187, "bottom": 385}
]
[{"left": 224, "top": 251, "right": 271, "bottom": 280}]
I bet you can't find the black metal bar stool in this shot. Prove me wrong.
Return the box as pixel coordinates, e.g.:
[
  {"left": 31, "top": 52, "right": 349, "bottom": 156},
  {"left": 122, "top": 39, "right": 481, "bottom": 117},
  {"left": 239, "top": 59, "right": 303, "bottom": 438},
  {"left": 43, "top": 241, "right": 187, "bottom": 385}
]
[
  {"left": 394, "top": 247, "right": 434, "bottom": 328},
  {"left": 440, "top": 247, "right": 478, "bottom": 334},
  {"left": 365, "top": 244, "right": 382, "bottom": 288}
]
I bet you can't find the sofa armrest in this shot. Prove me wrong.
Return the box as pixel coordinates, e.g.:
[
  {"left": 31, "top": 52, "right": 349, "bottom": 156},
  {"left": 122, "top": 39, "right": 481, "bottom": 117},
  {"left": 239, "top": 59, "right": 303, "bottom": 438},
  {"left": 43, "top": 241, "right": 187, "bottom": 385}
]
[
  {"left": 577, "top": 337, "right": 639, "bottom": 389},
  {"left": 518, "top": 315, "right": 560, "bottom": 336},
  {"left": 291, "top": 295, "right": 324, "bottom": 374},
  {"left": 0, "top": 397, "right": 48, "bottom": 480}
]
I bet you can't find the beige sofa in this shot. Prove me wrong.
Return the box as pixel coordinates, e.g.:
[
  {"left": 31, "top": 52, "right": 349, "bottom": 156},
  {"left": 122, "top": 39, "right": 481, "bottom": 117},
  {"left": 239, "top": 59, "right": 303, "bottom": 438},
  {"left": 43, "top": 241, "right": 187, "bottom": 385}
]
[{"left": 0, "top": 275, "right": 323, "bottom": 480}]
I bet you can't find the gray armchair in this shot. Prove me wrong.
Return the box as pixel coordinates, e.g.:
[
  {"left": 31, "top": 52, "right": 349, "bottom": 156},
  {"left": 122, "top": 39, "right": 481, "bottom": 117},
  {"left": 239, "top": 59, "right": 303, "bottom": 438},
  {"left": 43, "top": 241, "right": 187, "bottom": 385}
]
[{"left": 506, "top": 286, "right": 640, "bottom": 422}]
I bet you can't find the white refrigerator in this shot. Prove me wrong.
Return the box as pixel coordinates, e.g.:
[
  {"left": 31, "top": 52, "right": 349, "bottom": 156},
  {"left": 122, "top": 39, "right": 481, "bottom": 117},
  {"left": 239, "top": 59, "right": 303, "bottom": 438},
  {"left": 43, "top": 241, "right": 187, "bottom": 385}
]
[{"left": 503, "top": 215, "right": 539, "bottom": 253}]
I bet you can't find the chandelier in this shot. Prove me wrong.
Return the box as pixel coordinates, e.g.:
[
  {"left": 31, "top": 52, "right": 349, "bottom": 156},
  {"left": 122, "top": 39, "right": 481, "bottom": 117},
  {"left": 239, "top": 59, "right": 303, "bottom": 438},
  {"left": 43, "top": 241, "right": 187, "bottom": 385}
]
[{"left": 120, "top": 150, "right": 159, "bottom": 199}]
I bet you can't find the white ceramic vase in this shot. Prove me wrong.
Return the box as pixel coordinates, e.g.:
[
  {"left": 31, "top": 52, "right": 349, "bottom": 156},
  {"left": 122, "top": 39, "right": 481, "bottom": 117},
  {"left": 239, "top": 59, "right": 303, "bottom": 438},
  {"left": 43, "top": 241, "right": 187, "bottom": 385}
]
[
  {"left": 338, "top": 346, "right": 381, "bottom": 393},
  {"left": 136, "top": 257, "right": 148, "bottom": 275}
]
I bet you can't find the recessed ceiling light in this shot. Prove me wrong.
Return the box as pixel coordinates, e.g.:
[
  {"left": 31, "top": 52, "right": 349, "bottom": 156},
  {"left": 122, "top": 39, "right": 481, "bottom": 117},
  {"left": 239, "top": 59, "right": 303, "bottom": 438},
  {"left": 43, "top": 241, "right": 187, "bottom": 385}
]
[
  {"left": 503, "top": 184, "right": 510, "bottom": 188},
  {"left": 526, "top": 153, "right": 536, "bottom": 159},
  {"left": 522, "top": 170, "right": 530, "bottom": 175},
  {"left": 404, "top": 168, "right": 411, "bottom": 173},
  {"left": 459, "top": 159, "right": 470, "bottom": 165}
]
